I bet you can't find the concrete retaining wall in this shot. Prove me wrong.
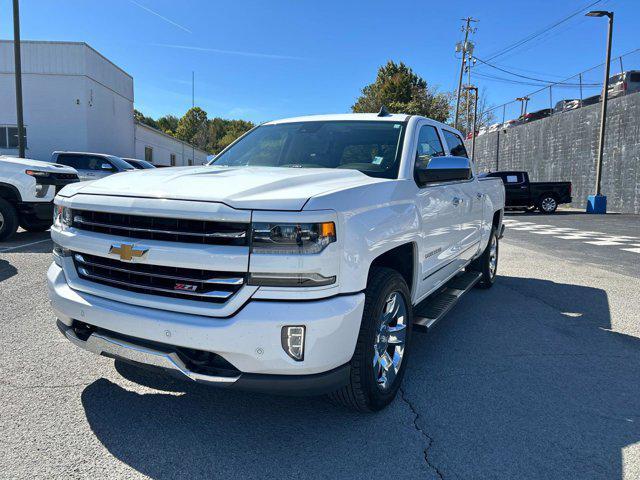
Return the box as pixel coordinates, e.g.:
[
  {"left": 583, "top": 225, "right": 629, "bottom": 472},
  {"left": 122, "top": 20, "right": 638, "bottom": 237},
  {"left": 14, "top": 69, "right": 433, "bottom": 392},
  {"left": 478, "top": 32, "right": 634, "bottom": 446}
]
[{"left": 467, "top": 91, "right": 640, "bottom": 214}]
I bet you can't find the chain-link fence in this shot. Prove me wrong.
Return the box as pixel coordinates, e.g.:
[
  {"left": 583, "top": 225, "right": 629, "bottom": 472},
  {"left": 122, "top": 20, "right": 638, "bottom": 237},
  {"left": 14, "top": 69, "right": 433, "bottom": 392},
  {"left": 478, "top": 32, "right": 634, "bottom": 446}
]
[{"left": 473, "top": 48, "right": 640, "bottom": 130}]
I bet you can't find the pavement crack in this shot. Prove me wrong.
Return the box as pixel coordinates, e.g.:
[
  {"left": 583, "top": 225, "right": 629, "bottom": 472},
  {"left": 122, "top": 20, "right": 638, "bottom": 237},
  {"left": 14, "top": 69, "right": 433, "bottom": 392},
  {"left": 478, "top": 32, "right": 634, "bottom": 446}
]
[{"left": 399, "top": 387, "right": 444, "bottom": 480}]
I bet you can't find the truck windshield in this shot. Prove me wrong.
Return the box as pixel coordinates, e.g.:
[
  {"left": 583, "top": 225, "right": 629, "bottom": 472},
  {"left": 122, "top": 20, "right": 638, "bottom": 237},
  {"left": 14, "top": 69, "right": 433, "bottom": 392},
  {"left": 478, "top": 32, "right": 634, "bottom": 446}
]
[{"left": 210, "top": 121, "right": 406, "bottom": 179}]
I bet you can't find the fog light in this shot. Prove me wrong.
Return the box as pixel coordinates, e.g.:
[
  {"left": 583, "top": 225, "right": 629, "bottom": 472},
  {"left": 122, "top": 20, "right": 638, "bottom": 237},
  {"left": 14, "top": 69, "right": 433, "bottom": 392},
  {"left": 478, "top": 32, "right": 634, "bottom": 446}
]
[
  {"left": 35, "top": 184, "right": 50, "bottom": 198},
  {"left": 281, "top": 326, "right": 305, "bottom": 361}
]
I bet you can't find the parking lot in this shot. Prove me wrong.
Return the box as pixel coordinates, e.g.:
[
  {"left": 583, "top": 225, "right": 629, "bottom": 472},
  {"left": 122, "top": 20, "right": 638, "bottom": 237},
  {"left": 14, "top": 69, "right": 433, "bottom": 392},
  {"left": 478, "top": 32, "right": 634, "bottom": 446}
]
[{"left": 0, "top": 212, "right": 638, "bottom": 479}]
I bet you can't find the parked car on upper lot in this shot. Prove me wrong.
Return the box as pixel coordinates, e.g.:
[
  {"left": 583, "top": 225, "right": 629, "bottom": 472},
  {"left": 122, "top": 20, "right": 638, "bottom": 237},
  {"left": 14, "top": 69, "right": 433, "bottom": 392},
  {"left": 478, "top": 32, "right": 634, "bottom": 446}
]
[
  {"left": 122, "top": 158, "right": 156, "bottom": 169},
  {"left": 608, "top": 70, "right": 640, "bottom": 98},
  {"left": 48, "top": 112, "right": 505, "bottom": 412},
  {"left": 0, "top": 155, "right": 78, "bottom": 240},
  {"left": 502, "top": 119, "right": 520, "bottom": 129},
  {"left": 50, "top": 152, "right": 135, "bottom": 181},
  {"left": 521, "top": 108, "right": 553, "bottom": 123},
  {"left": 483, "top": 170, "right": 571, "bottom": 213},
  {"left": 554, "top": 99, "right": 581, "bottom": 113},
  {"left": 581, "top": 94, "right": 601, "bottom": 107},
  {"left": 487, "top": 123, "right": 502, "bottom": 133}
]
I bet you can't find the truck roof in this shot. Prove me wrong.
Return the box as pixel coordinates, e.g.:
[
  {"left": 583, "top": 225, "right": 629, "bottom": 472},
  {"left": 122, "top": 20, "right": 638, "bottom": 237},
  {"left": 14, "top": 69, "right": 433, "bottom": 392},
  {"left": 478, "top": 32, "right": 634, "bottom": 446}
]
[{"left": 264, "top": 113, "right": 460, "bottom": 134}]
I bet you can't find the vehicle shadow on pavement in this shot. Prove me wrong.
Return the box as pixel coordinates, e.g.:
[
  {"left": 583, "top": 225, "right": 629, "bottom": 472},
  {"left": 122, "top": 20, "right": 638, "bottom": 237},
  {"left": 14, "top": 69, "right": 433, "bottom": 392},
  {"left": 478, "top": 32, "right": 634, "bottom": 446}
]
[
  {"left": 80, "top": 364, "right": 434, "bottom": 479},
  {"left": 404, "top": 276, "right": 640, "bottom": 479},
  {"left": 0, "top": 230, "right": 51, "bottom": 253},
  {"left": 0, "top": 259, "right": 17, "bottom": 282},
  {"left": 79, "top": 276, "right": 640, "bottom": 479}
]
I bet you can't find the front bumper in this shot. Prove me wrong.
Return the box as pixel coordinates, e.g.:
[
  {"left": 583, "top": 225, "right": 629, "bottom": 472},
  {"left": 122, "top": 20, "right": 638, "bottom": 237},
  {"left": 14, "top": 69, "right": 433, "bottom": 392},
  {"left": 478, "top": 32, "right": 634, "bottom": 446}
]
[{"left": 48, "top": 263, "right": 364, "bottom": 393}]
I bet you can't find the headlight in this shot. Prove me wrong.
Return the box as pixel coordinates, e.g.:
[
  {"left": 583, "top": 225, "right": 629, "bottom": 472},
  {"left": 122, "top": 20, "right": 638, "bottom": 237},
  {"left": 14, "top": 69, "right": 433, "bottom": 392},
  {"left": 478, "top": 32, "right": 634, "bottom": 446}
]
[
  {"left": 25, "top": 169, "right": 51, "bottom": 178},
  {"left": 53, "top": 205, "right": 73, "bottom": 230},
  {"left": 251, "top": 222, "right": 336, "bottom": 255}
]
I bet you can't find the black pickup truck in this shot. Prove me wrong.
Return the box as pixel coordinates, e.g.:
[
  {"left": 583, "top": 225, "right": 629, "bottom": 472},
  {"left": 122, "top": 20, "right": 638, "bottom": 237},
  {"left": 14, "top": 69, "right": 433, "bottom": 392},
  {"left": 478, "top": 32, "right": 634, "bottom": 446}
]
[{"left": 484, "top": 171, "right": 572, "bottom": 213}]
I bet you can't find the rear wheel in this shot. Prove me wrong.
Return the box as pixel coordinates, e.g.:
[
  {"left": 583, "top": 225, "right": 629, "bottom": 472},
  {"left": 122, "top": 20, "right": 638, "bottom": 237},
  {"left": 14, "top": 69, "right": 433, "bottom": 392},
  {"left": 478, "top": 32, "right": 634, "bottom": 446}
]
[
  {"left": 469, "top": 226, "right": 499, "bottom": 289},
  {"left": 538, "top": 195, "right": 558, "bottom": 214},
  {"left": 329, "top": 267, "right": 412, "bottom": 412},
  {"left": 0, "top": 198, "right": 19, "bottom": 241}
]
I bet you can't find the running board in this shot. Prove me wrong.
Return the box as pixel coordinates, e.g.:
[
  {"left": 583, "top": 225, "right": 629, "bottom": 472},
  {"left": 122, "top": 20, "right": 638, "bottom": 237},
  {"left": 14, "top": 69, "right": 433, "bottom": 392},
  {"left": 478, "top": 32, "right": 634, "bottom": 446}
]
[{"left": 413, "top": 271, "right": 482, "bottom": 332}]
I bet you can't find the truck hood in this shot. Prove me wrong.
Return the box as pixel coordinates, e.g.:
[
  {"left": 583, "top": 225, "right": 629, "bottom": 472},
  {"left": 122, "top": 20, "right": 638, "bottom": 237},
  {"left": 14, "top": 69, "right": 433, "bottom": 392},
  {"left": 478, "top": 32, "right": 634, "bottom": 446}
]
[
  {"left": 0, "top": 156, "right": 77, "bottom": 174},
  {"left": 62, "top": 166, "right": 386, "bottom": 210}
]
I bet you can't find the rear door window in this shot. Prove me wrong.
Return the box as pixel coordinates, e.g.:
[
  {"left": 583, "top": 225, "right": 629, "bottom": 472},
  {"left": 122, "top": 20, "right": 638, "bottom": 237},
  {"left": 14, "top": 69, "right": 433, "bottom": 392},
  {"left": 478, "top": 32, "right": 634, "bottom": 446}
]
[
  {"left": 56, "top": 154, "right": 89, "bottom": 170},
  {"left": 628, "top": 72, "right": 640, "bottom": 83},
  {"left": 441, "top": 130, "right": 468, "bottom": 158},
  {"left": 502, "top": 173, "right": 522, "bottom": 184}
]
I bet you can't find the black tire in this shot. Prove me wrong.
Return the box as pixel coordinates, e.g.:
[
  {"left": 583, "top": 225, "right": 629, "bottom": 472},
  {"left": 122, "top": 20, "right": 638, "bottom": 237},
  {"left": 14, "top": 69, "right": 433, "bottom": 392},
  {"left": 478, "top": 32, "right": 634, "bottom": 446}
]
[
  {"left": 468, "top": 226, "right": 499, "bottom": 289},
  {"left": 537, "top": 194, "right": 558, "bottom": 214},
  {"left": 329, "top": 267, "right": 413, "bottom": 412},
  {"left": 19, "top": 217, "right": 52, "bottom": 232},
  {"left": 0, "top": 198, "right": 19, "bottom": 242}
]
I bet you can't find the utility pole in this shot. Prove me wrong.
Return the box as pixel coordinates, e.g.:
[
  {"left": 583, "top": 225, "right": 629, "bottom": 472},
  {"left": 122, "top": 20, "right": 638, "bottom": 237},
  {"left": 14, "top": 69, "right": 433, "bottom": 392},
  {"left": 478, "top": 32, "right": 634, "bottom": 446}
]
[
  {"left": 454, "top": 17, "right": 477, "bottom": 130},
  {"left": 191, "top": 70, "right": 195, "bottom": 165},
  {"left": 586, "top": 10, "right": 614, "bottom": 213},
  {"left": 465, "top": 54, "right": 475, "bottom": 135},
  {"left": 12, "top": 0, "right": 25, "bottom": 158},
  {"left": 464, "top": 86, "right": 479, "bottom": 162}
]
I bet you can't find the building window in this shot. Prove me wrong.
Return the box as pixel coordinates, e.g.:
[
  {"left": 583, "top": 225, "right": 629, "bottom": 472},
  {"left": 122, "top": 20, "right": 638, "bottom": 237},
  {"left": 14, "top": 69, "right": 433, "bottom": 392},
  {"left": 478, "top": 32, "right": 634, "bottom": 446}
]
[
  {"left": 170, "top": 153, "right": 176, "bottom": 166},
  {"left": 0, "top": 126, "right": 27, "bottom": 149},
  {"left": 144, "top": 146, "right": 153, "bottom": 163}
]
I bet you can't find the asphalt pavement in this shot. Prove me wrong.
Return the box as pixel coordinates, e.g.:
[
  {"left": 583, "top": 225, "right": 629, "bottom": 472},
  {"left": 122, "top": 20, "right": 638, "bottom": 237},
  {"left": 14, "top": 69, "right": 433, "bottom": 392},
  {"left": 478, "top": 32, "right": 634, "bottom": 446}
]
[{"left": 1, "top": 218, "right": 639, "bottom": 479}]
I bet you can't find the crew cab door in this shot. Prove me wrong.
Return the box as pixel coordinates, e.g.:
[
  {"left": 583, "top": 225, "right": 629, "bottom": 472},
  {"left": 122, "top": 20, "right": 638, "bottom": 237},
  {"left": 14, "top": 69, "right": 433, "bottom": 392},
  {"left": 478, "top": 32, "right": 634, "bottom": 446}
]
[
  {"left": 496, "top": 172, "right": 529, "bottom": 206},
  {"left": 413, "top": 123, "right": 463, "bottom": 300},
  {"left": 441, "top": 129, "right": 482, "bottom": 259}
]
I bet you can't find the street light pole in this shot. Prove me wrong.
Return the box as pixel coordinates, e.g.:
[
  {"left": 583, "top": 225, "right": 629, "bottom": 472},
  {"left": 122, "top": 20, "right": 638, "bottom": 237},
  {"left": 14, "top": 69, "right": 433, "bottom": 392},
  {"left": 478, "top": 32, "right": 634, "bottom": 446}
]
[
  {"left": 586, "top": 10, "right": 614, "bottom": 213},
  {"left": 12, "top": 0, "right": 26, "bottom": 158}
]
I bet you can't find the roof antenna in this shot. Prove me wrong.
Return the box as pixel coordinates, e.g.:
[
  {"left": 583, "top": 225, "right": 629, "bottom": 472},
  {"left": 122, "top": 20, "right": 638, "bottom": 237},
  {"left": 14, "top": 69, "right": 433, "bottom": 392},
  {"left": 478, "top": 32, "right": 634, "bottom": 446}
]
[{"left": 377, "top": 105, "right": 390, "bottom": 117}]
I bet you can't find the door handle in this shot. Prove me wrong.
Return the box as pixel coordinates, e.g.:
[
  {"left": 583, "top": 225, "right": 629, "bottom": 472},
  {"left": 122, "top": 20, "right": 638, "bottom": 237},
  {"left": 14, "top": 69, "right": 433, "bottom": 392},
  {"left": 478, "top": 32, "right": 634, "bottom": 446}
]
[{"left": 452, "top": 197, "right": 462, "bottom": 207}]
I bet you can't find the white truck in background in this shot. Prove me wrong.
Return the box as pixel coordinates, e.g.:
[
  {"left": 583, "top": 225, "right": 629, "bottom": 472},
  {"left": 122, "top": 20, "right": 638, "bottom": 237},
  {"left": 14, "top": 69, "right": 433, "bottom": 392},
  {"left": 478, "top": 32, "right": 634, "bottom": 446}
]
[
  {"left": 0, "top": 156, "right": 79, "bottom": 241},
  {"left": 48, "top": 113, "right": 505, "bottom": 411}
]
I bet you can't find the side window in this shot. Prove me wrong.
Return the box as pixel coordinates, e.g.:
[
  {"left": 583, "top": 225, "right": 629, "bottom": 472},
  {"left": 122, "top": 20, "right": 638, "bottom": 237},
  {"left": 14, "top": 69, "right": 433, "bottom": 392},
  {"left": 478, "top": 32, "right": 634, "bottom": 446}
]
[
  {"left": 442, "top": 130, "right": 468, "bottom": 158},
  {"left": 504, "top": 174, "right": 521, "bottom": 184},
  {"left": 56, "top": 154, "right": 85, "bottom": 170},
  {"left": 86, "top": 156, "right": 112, "bottom": 171},
  {"left": 415, "top": 125, "right": 445, "bottom": 169}
]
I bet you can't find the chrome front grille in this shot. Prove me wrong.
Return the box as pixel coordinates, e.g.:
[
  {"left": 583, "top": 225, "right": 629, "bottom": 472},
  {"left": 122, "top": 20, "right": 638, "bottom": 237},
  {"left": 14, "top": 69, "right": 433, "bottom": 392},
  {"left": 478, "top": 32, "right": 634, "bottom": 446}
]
[
  {"left": 71, "top": 210, "right": 249, "bottom": 246},
  {"left": 73, "top": 252, "right": 245, "bottom": 303}
]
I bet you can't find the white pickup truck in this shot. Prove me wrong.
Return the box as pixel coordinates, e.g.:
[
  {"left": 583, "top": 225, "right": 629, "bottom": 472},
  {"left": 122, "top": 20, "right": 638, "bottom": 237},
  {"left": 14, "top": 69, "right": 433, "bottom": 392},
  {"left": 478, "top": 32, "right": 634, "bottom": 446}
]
[
  {"left": 0, "top": 156, "right": 79, "bottom": 241},
  {"left": 48, "top": 113, "right": 505, "bottom": 411}
]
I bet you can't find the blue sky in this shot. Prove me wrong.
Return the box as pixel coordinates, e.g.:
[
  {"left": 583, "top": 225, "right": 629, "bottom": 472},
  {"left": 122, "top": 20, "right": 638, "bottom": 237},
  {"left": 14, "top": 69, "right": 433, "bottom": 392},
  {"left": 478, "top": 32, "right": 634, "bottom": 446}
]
[{"left": 0, "top": 0, "right": 637, "bottom": 123}]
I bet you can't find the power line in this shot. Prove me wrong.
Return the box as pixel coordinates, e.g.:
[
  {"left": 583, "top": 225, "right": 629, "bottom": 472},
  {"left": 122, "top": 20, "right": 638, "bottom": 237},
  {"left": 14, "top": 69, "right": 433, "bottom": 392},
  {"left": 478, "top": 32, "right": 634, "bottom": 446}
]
[
  {"left": 482, "top": 0, "right": 604, "bottom": 63},
  {"left": 473, "top": 56, "right": 600, "bottom": 86}
]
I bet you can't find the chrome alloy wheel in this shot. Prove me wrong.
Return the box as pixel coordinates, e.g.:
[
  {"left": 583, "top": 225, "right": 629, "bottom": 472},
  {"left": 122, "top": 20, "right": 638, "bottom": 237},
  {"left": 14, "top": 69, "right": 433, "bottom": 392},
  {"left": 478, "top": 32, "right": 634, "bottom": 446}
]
[
  {"left": 373, "top": 291, "right": 408, "bottom": 390},
  {"left": 541, "top": 197, "right": 557, "bottom": 212},
  {"left": 489, "top": 234, "right": 498, "bottom": 278}
]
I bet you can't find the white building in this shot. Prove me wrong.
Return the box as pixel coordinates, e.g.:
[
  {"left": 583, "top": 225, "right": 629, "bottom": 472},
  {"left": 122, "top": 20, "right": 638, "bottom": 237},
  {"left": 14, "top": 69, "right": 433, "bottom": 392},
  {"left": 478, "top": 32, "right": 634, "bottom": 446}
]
[{"left": 0, "top": 40, "right": 207, "bottom": 165}]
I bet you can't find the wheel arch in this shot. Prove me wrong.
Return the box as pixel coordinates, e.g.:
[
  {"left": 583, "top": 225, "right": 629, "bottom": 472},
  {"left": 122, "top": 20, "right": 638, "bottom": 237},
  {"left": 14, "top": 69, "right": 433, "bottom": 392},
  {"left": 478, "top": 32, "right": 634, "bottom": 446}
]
[
  {"left": 368, "top": 242, "right": 417, "bottom": 298},
  {"left": 0, "top": 183, "right": 22, "bottom": 204}
]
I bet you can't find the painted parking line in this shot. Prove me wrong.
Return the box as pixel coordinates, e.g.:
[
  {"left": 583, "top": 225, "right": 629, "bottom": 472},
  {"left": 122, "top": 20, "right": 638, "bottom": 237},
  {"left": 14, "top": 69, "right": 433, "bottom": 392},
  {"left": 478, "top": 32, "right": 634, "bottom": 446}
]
[
  {"left": 0, "top": 238, "right": 52, "bottom": 253},
  {"left": 502, "top": 219, "right": 640, "bottom": 255}
]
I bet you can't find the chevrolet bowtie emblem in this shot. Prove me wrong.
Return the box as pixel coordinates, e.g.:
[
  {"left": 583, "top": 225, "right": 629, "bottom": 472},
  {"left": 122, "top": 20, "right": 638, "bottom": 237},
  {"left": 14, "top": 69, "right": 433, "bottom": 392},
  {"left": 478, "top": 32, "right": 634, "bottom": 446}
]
[{"left": 109, "top": 242, "right": 148, "bottom": 261}]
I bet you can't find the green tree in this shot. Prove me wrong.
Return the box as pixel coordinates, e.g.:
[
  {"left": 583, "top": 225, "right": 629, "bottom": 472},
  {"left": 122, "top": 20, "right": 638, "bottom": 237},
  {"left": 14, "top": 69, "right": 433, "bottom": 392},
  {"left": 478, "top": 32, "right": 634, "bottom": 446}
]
[
  {"left": 176, "top": 107, "right": 209, "bottom": 149},
  {"left": 352, "top": 61, "right": 451, "bottom": 122},
  {"left": 156, "top": 115, "right": 179, "bottom": 135},
  {"left": 133, "top": 109, "right": 159, "bottom": 129}
]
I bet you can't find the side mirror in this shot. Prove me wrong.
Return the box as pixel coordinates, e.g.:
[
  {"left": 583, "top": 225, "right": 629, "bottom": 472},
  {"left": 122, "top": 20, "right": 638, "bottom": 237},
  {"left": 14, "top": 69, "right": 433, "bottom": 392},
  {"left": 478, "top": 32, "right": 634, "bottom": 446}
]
[
  {"left": 100, "top": 163, "right": 114, "bottom": 171},
  {"left": 415, "top": 155, "right": 472, "bottom": 186}
]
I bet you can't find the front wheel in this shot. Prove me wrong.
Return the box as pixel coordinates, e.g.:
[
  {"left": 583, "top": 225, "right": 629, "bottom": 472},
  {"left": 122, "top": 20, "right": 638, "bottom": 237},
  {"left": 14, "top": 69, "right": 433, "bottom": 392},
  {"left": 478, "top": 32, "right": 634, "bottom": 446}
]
[
  {"left": 329, "top": 267, "right": 413, "bottom": 412},
  {"left": 0, "top": 198, "right": 19, "bottom": 242}
]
